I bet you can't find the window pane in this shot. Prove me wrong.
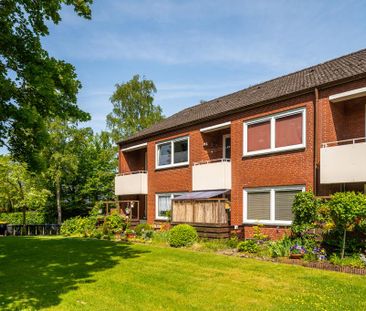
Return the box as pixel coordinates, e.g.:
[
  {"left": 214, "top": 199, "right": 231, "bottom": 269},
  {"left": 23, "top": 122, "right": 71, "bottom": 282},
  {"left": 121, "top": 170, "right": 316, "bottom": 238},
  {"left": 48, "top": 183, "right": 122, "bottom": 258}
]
[
  {"left": 247, "top": 192, "right": 271, "bottom": 220},
  {"left": 275, "top": 113, "right": 303, "bottom": 148},
  {"left": 247, "top": 121, "right": 271, "bottom": 152},
  {"left": 158, "top": 142, "right": 171, "bottom": 166},
  {"left": 157, "top": 195, "right": 171, "bottom": 217},
  {"left": 275, "top": 190, "right": 300, "bottom": 221},
  {"left": 224, "top": 136, "right": 231, "bottom": 159},
  {"left": 174, "top": 139, "right": 188, "bottom": 163}
]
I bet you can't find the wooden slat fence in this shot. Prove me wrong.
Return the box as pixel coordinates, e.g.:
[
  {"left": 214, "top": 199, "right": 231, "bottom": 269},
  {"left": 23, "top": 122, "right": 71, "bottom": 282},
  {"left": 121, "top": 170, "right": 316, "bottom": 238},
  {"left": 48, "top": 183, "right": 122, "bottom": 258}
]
[{"left": 172, "top": 199, "right": 229, "bottom": 224}]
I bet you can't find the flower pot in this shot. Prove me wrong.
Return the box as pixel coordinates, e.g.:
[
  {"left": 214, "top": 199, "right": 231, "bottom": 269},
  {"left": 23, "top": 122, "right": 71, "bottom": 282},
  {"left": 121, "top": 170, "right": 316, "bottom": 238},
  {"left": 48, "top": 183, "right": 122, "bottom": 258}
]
[
  {"left": 290, "top": 253, "right": 304, "bottom": 259},
  {"left": 127, "top": 233, "right": 136, "bottom": 239}
]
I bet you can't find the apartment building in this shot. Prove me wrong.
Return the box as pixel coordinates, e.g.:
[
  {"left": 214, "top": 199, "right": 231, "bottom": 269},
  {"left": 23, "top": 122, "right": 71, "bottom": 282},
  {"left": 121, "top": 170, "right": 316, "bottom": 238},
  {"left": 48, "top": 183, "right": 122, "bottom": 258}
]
[{"left": 115, "top": 49, "right": 366, "bottom": 238}]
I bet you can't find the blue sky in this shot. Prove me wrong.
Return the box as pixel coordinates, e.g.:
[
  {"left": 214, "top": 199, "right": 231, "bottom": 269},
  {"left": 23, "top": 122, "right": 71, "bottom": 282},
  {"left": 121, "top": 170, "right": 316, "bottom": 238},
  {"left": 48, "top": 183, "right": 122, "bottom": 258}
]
[{"left": 43, "top": 0, "right": 366, "bottom": 133}]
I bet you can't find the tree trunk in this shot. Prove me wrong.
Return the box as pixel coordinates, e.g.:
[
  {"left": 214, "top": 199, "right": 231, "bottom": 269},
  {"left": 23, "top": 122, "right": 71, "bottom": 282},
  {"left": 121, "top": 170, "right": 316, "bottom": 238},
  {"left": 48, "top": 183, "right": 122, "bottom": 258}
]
[
  {"left": 18, "top": 181, "right": 26, "bottom": 235},
  {"left": 56, "top": 176, "right": 62, "bottom": 225},
  {"left": 341, "top": 227, "right": 347, "bottom": 259}
]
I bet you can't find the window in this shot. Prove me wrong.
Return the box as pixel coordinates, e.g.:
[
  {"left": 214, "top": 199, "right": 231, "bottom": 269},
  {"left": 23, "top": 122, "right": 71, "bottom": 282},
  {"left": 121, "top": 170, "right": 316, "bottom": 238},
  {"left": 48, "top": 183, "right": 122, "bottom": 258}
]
[
  {"left": 243, "top": 186, "right": 305, "bottom": 225},
  {"left": 156, "top": 137, "right": 189, "bottom": 169},
  {"left": 223, "top": 134, "right": 231, "bottom": 159},
  {"left": 243, "top": 108, "right": 306, "bottom": 156},
  {"left": 156, "top": 193, "right": 184, "bottom": 220}
]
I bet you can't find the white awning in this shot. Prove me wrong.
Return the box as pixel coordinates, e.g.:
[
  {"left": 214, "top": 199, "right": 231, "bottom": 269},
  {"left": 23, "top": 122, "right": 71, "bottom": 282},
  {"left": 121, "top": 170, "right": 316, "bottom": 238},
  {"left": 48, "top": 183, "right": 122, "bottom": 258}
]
[
  {"left": 121, "top": 142, "right": 147, "bottom": 152},
  {"left": 173, "top": 190, "right": 230, "bottom": 200},
  {"left": 329, "top": 87, "right": 366, "bottom": 103},
  {"left": 200, "top": 121, "right": 231, "bottom": 133}
]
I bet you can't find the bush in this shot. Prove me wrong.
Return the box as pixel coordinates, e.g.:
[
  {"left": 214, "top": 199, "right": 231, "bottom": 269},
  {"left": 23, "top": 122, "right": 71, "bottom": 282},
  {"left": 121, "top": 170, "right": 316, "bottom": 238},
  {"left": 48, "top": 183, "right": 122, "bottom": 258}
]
[
  {"left": 60, "top": 216, "right": 97, "bottom": 237},
  {"left": 168, "top": 224, "right": 198, "bottom": 247},
  {"left": 237, "top": 240, "right": 259, "bottom": 253},
  {"left": 0, "top": 212, "right": 48, "bottom": 225},
  {"left": 104, "top": 213, "right": 127, "bottom": 234},
  {"left": 226, "top": 235, "right": 239, "bottom": 248},
  {"left": 135, "top": 223, "right": 153, "bottom": 236},
  {"left": 291, "top": 191, "right": 320, "bottom": 234},
  {"left": 268, "top": 236, "right": 292, "bottom": 258},
  {"left": 327, "top": 192, "right": 366, "bottom": 258},
  {"left": 329, "top": 253, "right": 365, "bottom": 268}
]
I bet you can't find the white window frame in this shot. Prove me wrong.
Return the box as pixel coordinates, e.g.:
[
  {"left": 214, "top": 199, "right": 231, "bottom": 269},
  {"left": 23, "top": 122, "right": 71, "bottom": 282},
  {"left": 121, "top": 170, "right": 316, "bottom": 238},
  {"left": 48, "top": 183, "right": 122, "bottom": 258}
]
[
  {"left": 155, "top": 192, "right": 184, "bottom": 220},
  {"left": 243, "top": 185, "right": 305, "bottom": 226},
  {"left": 243, "top": 108, "right": 306, "bottom": 157},
  {"left": 155, "top": 136, "right": 189, "bottom": 169}
]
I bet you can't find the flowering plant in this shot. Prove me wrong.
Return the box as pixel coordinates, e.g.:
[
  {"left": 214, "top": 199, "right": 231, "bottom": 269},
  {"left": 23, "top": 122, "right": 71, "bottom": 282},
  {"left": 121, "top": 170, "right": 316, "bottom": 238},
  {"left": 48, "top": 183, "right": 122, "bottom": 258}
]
[
  {"left": 312, "top": 247, "right": 327, "bottom": 261},
  {"left": 290, "top": 244, "right": 307, "bottom": 255}
]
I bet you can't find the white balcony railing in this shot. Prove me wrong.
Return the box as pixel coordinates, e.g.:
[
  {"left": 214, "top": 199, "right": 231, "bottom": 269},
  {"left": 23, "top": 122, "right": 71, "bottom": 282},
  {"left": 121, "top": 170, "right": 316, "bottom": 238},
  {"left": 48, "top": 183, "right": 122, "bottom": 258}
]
[
  {"left": 320, "top": 137, "right": 366, "bottom": 184},
  {"left": 115, "top": 171, "right": 148, "bottom": 195},
  {"left": 192, "top": 159, "right": 231, "bottom": 191}
]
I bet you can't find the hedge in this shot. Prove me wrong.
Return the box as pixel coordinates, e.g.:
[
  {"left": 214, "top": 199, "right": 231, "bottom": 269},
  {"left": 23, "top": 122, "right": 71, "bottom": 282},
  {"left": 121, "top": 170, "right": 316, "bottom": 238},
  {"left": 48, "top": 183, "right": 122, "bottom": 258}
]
[{"left": 0, "top": 212, "right": 48, "bottom": 225}]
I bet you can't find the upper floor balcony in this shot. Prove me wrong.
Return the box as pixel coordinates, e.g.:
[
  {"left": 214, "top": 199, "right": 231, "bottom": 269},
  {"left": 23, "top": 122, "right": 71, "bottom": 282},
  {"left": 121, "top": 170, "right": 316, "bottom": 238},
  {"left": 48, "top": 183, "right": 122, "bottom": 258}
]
[
  {"left": 320, "top": 137, "right": 366, "bottom": 184},
  {"left": 192, "top": 159, "right": 231, "bottom": 191},
  {"left": 115, "top": 171, "right": 148, "bottom": 195}
]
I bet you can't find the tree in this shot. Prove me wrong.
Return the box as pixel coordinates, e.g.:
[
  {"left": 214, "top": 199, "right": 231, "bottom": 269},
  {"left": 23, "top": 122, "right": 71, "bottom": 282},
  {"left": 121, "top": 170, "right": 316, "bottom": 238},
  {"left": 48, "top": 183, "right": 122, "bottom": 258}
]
[
  {"left": 328, "top": 192, "right": 366, "bottom": 258},
  {"left": 40, "top": 120, "right": 117, "bottom": 222},
  {"left": 42, "top": 119, "right": 79, "bottom": 224},
  {"left": 0, "top": 0, "right": 92, "bottom": 169},
  {"left": 106, "top": 75, "right": 164, "bottom": 142},
  {"left": 0, "top": 156, "right": 50, "bottom": 227}
]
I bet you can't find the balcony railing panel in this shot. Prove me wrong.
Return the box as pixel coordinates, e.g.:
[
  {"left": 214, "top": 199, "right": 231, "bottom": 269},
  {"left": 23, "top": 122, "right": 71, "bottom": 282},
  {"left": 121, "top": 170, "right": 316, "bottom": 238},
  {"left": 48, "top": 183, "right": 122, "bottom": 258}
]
[
  {"left": 320, "top": 138, "right": 366, "bottom": 184},
  {"left": 192, "top": 159, "right": 231, "bottom": 191},
  {"left": 115, "top": 171, "right": 148, "bottom": 195}
]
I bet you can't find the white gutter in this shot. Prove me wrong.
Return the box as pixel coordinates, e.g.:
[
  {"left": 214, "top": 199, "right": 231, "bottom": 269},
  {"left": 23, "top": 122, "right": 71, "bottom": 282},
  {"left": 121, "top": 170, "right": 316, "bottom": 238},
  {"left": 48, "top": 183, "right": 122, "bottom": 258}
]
[
  {"left": 200, "top": 121, "right": 231, "bottom": 133},
  {"left": 329, "top": 86, "right": 366, "bottom": 103},
  {"left": 121, "top": 142, "right": 147, "bottom": 152}
]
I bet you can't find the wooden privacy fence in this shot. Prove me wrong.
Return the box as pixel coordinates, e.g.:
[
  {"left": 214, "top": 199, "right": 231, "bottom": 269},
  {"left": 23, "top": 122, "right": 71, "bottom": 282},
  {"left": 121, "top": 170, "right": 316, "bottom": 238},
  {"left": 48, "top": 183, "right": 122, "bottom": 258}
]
[
  {"left": 172, "top": 199, "right": 229, "bottom": 224},
  {"left": 0, "top": 224, "right": 60, "bottom": 236}
]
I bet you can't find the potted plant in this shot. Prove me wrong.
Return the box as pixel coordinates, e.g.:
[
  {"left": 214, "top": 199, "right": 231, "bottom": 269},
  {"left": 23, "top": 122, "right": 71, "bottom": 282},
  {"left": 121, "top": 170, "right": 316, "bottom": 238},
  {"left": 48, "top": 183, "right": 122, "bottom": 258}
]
[
  {"left": 289, "top": 245, "right": 306, "bottom": 259},
  {"left": 125, "top": 228, "right": 136, "bottom": 239}
]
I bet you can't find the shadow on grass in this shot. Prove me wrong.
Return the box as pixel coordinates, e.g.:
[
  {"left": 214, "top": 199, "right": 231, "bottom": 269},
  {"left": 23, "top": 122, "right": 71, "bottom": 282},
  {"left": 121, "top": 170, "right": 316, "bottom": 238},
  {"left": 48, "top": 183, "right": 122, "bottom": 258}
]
[{"left": 0, "top": 237, "right": 148, "bottom": 310}]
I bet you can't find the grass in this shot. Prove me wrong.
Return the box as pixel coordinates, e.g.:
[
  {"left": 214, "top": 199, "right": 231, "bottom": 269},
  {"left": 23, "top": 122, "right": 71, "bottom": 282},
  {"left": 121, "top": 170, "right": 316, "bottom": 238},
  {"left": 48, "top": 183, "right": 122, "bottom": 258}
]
[{"left": 0, "top": 237, "right": 365, "bottom": 310}]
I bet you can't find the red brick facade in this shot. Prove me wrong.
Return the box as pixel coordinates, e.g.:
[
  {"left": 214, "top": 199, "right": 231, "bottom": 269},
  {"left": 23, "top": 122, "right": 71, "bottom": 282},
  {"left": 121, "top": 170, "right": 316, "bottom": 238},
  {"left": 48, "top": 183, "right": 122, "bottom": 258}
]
[{"left": 118, "top": 78, "right": 366, "bottom": 238}]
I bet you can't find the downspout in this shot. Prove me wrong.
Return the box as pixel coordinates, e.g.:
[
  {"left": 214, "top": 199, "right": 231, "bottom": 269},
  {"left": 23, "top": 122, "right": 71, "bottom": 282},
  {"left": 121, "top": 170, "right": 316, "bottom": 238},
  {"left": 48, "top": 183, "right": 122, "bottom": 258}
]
[{"left": 313, "top": 88, "right": 319, "bottom": 195}]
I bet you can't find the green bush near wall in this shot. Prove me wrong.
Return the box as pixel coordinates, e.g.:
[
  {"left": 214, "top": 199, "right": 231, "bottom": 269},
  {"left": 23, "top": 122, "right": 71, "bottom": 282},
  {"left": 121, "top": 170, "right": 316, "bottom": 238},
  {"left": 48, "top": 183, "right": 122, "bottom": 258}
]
[{"left": 0, "top": 212, "right": 48, "bottom": 225}]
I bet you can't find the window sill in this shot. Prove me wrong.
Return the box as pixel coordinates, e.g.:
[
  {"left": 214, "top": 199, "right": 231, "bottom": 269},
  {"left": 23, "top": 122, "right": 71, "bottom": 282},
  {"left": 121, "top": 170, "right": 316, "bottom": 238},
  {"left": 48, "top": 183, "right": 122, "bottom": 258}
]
[
  {"left": 243, "top": 220, "right": 292, "bottom": 226},
  {"left": 155, "top": 218, "right": 169, "bottom": 222},
  {"left": 155, "top": 162, "right": 189, "bottom": 171},
  {"left": 243, "top": 145, "right": 305, "bottom": 158}
]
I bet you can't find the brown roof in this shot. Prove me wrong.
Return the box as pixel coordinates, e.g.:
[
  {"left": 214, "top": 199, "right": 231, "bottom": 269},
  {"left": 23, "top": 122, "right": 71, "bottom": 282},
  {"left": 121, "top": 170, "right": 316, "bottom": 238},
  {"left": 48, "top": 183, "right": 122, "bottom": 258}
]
[{"left": 120, "top": 48, "right": 366, "bottom": 145}]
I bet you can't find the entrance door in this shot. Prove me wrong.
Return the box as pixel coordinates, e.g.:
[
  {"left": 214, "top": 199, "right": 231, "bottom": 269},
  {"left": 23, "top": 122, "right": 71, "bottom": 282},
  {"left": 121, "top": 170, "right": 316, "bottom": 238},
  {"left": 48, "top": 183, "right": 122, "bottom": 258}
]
[{"left": 223, "top": 134, "right": 231, "bottom": 159}]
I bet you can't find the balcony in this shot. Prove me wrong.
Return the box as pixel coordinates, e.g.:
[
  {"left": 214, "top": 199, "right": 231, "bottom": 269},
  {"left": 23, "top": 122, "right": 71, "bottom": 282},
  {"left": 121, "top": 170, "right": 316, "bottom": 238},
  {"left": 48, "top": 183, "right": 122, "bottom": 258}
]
[
  {"left": 192, "top": 159, "right": 231, "bottom": 191},
  {"left": 320, "top": 137, "right": 366, "bottom": 184},
  {"left": 115, "top": 171, "right": 148, "bottom": 195}
]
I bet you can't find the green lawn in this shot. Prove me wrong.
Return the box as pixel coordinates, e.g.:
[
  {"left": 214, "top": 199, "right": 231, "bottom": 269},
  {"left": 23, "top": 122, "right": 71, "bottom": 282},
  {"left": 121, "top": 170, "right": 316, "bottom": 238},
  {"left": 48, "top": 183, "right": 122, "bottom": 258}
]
[{"left": 0, "top": 237, "right": 365, "bottom": 310}]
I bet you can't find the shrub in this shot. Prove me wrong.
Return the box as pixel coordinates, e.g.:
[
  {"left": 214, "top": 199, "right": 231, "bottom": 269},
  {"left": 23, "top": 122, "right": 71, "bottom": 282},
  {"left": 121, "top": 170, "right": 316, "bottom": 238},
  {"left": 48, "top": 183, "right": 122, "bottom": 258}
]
[
  {"left": 268, "top": 236, "right": 292, "bottom": 258},
  {"left": 237, "top": 240, "right": 259, "bottom": 253},
  {"left": 168, "top": 224, "right": 198, "bottom": 247},
  {"left": 226, "top": 235, "right": 239, "bottom": 248},
  {"left": 135, "top": 223, "right": 153, "bottom": 236},
  {"left": 60, "top": 216, "right": 97, "bottom": 237},
  {"left": 327, "top": 192, "right": 366, "bottom": 258},
  {"left": 104, "top": 213, "right": 127, "bottom": 234},
  {"left": 291, "top": 191, "right": 320, "bottom": 234},
  {"left": 252, "top": 225, "right": 268, "bottom": 241},
  {"left": 0, "top": 212, "right": 48, "bottom": 225},
  {"left": 329, "top": 253, "right": 366, "bottom": 268}
]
